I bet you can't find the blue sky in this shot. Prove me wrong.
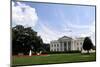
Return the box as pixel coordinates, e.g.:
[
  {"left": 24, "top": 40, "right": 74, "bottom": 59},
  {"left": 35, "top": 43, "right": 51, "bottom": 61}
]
[{"left": 12, "top": 1, "right": 95, "bottom": 45}]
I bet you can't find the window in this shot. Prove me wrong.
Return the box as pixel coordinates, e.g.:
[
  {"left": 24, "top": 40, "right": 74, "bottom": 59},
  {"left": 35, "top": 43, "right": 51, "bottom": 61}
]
[
  {"left": 54, "top": 49, "right": 56, "bottom": 51},
  {"left": 80, "top": 42, "right": 82, "bottom": 45}
]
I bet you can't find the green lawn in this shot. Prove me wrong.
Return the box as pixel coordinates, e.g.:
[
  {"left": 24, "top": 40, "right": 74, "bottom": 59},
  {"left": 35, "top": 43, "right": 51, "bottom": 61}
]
[{"left": 12, "top": 53, "right": 96, "bottom": 66}]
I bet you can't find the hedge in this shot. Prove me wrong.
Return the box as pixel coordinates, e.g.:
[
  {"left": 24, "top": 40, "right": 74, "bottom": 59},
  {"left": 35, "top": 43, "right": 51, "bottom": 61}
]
[{"left": 42, "top": 50, "right": 81, "bottom": 54}]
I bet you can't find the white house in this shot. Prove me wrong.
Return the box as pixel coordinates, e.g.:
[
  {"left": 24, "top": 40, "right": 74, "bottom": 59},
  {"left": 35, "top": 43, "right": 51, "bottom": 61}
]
[{"left": 50, "top": 36, "right": 85, "bottom": 52}]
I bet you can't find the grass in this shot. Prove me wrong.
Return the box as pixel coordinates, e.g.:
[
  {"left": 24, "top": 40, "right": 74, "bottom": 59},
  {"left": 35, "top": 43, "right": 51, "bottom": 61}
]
[{"left": 12, "top": 53, "right": 96, "bottom": 66}]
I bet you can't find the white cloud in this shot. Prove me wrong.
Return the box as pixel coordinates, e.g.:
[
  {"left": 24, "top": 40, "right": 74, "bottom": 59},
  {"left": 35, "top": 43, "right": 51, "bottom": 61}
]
[
  {"left": 90, "top": 21, "right": 95, "bottom": 33},
  {"left": 36, "top": 18, "right": 95, "bottom": 45},
  {"left": 62, "top": 18, "right": 95, "bottom": 45},
  {"left": 67, "top": 23, "right": 89, "bottom": 29},
  {"left": 37, "top": 23, "right": 60, "bottom": 43},
  {"left": 12, "top": 1, "right": 38, "bottom": 27},
  {"left": 40, "top": 21, "right": 95, "bottom": 45},
  {"left": 37, "top": 22, "right": 76, "bottom": 43},
  {"left": 37, "top": 20, "right": 95, "bottom": 44},
  {"left": 90, "top": 21, "right": 95, "bottom": 45},
  {"left": 79, "top": 21, "right": 95, "bottom": 45}
]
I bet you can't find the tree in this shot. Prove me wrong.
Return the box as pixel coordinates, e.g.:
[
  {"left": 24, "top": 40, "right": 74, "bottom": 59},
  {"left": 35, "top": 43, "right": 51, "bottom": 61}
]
[
  {"left": 12, "top": 25, "right": 44, "bottom": 55},
  {"left": 83, "top": 37, "right": 93, "bottom": 54},
  {"left": 12, "top": 25, "right": 25, "bottom": 55}
]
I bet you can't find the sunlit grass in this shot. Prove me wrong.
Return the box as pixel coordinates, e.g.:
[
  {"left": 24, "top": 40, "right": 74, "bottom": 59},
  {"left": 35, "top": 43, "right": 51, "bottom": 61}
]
[{"left": 12, "top": 53, "right": 96, "bottom": 66}]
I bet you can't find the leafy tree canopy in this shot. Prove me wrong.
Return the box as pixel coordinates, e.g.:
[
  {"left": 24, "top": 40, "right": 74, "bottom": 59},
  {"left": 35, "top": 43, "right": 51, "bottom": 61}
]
[
  {"left": 12, "top": 25, "right": 43, "bottom": 55},
  {"left": 83, "top": 37, "right": 94, "bottom": 53}
]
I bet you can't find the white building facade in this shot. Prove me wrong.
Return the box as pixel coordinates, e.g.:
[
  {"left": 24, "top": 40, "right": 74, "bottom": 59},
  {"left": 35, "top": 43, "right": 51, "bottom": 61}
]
[{"left": 50, "top": 36, "right": 84, "bottom": 52}]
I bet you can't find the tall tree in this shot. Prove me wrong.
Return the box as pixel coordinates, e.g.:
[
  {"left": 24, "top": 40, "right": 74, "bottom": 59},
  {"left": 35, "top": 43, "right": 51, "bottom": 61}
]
[
  {"left": 12, "top": 25, "right": 43, "bottom": 55},
  {"left": 83, "top": 37, "right": 93, "bottom": 54}
]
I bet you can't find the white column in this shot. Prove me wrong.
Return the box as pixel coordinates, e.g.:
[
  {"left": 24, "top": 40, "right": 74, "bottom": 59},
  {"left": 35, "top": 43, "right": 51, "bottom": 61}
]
[
  {"left": 66, "top": 41, "right": 68, "bottom": 51},
  {"left": 52, "top": 44, "right": 54, "bottom": 51},
  {"left": 62, "top": 42, "right": 64, "bottom": 51},
  {"left": 56, "top": 43, "right": 57, "bottom": 51}
]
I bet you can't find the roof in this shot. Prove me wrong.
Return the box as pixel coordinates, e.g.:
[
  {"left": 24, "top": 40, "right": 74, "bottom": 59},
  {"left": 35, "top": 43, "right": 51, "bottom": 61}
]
[
  {"left": 50, "top": 36, "right": 85, "bottom": 43},
  {"left": 58, "top": 36, "right": 72, "bottom": 40}
]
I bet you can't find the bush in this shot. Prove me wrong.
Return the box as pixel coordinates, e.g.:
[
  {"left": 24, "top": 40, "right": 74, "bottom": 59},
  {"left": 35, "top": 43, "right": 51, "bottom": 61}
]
[{"left": 42, "top": 50, "right": 81, "bottom": 54}]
